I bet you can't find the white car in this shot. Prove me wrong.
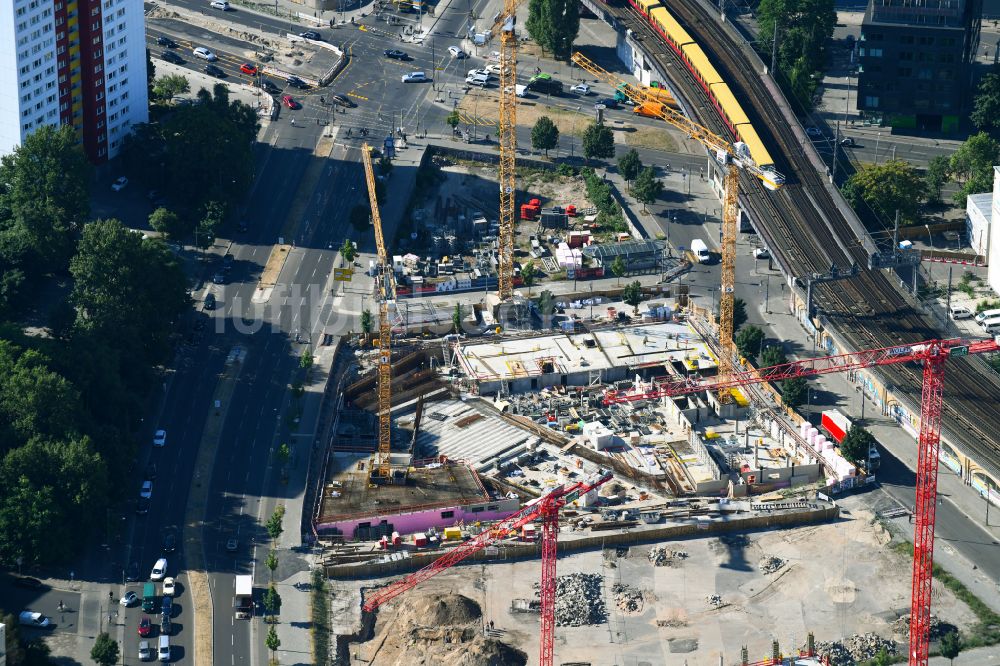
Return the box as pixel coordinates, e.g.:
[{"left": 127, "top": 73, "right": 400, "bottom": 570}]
[
  {"left": 19, "top": 611, "right": 51, "bottom": 628},
  {"left": 571, "top": 83, "right": 591, "bottom": 95},
  {"left": 210, "top": 0, "right": 229, "bottom": 9},
  {"left": 447, "top": 45, "right": 466, "bottom": 58},
  {"left": 120, "top": 591, "right": 139, "bottom": 607},
  {"left": 193, "top": 47, "right": 217, "bottom": 61},
  {"left": 485, "top": 63, "right": 502, "bottom": 75},
  {"left": 153, "top": 429, "right": 167, "bottom": 447},
  {"left": 140, "top": 480, "right": 153, "bottom": 499},
  {"left": 162, "top": 577, "right": 176, "bottom": 597},
  {"left": 111, "top": 176, "right": 128, "bottom": 192},
  {"left": 753, "top": 247, "right": 770, "bottom": 259},
  {"left": 401, "top": 71, "right": 426, "bottom": 83},
  {"left": 150, "top": 558, "right": 168, "bottom": 581},
  {"left": 465, "top": 73, "right": 489, "bottom": 87}
]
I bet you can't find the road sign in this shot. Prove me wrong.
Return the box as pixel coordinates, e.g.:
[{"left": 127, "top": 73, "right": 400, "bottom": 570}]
[
  {"left": 334, "top": 268, "right": 353, "bottom": 282},
  {"left": 950, "top": 345, "right": 969, "bottom": 357}
]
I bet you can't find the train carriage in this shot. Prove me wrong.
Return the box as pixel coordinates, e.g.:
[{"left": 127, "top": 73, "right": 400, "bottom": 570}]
[
  {"left": 680, "top": 43, "right": 723, "bottom": 92},
  {"left": 708, "top": 82, "right": 749, "bottom": 135},
  {"left": 634, "top": 0, "right": 662, "bottom": 16},
  {"left": 648, "top": 7, "right": 694, "bottom": 56}
]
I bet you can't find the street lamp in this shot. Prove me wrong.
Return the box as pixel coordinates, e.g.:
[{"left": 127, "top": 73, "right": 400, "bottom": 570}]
[
  {"left": 874, "top": 132, "right": 881, "bottom": 165},
  {"left": 855, "top": 384, "right": 865, "bottom": 422},
  {"left": 925, "top": 224, "right": 934, "bottom": 249}
]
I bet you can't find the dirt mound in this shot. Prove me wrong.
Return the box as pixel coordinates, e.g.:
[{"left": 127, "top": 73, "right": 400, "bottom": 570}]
[
  {"left": 439, "top": 639, "right": 528, "bottom": 666},
  {"left": 397, "top": 592, "right": 483, "bottom": 627}
]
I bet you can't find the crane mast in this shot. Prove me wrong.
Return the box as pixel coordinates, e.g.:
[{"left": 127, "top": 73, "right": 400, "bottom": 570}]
[
  {"left": 604, "top": 336, "right": 999, "bottom": 666},
  {"left": 496, "top": 4, "right": 518, "bottom": 300},
  {"left": 570, "top": 52, "right": 785, "bottom": 375},
  {"left": 361, "top": 144, "right": 394, "bottom": 481}
]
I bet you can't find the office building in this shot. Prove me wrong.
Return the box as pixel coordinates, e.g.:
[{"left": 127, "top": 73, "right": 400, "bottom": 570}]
[
  {"left": 0, "top": 0, "right": 148, "bottom": 162},
  {"left": 857, "top": 0, "right": 981, "bottom": 133}
]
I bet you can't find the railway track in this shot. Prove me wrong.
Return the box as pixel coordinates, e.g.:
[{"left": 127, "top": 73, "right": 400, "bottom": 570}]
[{"left": 602, "top": 1, "right": 1000, "bottom": 480}]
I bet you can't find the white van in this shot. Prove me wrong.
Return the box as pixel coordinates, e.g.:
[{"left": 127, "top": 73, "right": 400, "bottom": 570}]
[
  {"left": 981, "top": 316, "right": 1000, "bottom": 333},
  {"left": 158, "top": 635, "right": 170, "bottom": 662},
  {"left": 949, "top": 304, "right": 974, "bottom": 320},
  {"left": 401, "top": 71, "right": 426, "bottom": 83},
  {"left": 975, "top": 308, "right": 1000, "bottom": 325},
  {"left": 690, "top": 239, "right": 710, "bottom": 263}
]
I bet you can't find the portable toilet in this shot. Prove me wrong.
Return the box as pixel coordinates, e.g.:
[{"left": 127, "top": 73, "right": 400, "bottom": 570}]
[
  {"left": 391, "top": 531, "right": 401, "bottom": 547},
  {"left": 522, "top": 523, "right": 537, "bottom": 541},
  {"left": 413, "top": 533, "right": 428, "bottom": 548},
  {"left": 443, "top": 527, "right": 463, "bottom": 540},
  {"left": 379, "top": 535, "right": 389, "bottom": 549}
]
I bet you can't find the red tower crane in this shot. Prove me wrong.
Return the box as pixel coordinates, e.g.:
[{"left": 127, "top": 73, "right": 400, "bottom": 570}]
[
  {"left": 604, "top": 336, "right": 1000, "bottom": 666},
  {"left": 362, "top": 469, "right": 614, "bottom": 666}
]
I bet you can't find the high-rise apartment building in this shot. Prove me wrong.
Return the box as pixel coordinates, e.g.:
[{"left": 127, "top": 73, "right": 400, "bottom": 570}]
[
  {"left": 0, "top": 0, "right": 148, "bottom": 163},
  {"left": 857, "top": 0, "right": 981, "bottom": 133}
]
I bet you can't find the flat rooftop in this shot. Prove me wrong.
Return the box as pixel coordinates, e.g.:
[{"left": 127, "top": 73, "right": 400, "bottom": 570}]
[
  {"left": 318, "top": 457, "right": 490, "bottom": 523},
  {"left": 457, "top": 322, "right": 717, "bottom": 381},
  {"left": 411, "top": 398, "right": 539, "bottom": 469}
]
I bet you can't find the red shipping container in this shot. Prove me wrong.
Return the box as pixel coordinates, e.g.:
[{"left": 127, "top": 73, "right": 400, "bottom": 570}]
[{"left": 821, "top": 409, "right": 852, "bottom": 444}]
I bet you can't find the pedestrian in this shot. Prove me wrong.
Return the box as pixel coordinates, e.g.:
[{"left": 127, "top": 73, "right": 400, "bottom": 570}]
[
  {"left": 291, "top": 117, "right": 296, "bottom": 126},
  {"left": 58, "top": 600, "right": 64, "bottom": 611},
  {"left": 489, "top": 619, "right": 494, "bottom": 630}
]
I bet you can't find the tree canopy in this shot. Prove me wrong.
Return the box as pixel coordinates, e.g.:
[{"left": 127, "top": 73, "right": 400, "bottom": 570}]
[
  {"left": 839, "top": 425, "right": 875, "bottom": 466},
  {"left": 733, "top": 298, "right": 748, "bottom": 331},
  {"left": 949, "top": 132, "right": 1000, "bottom": 202},
  {"left": 632, "top": 166, "right": 663, "bottom": 212},
  {"left": 582, "top": 122, "right": 615, "bottom": 161},
  {"left": 760, "top": 345, "right": 787, "bottom": 369},
  {"left": 91, "top": 632, "right": 120, "bottom": 666},
  {"left": 617, "top": 149, "right": 642, "bottom": 188},
  {"left": 735, "top": 325, "right": 765, "bottom": 363},
  {"left": 843, "top": 159, "right": 925, "bottom": 225},
  {"left": 971, "top": 66, "right": 1000, "bottom": 135},
  {"left": 757, "top": 0, "right": 836, "bottom": 108},
  {"left": 781, "top": 376, "right": 808, "bottom": 408},
  {"left": 531, "top": 116, "right": 560, "bottom": 156},
  {"left": 623, "top": 281, "right": 642, "bottom": 313},
  {"left": 525, "top": 0, "right": 580, "bottom": 59}
]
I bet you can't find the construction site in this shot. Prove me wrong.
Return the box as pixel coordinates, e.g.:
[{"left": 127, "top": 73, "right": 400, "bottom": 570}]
[{"left": 303, "top": 6, "right": 1000, "bottom": 664}]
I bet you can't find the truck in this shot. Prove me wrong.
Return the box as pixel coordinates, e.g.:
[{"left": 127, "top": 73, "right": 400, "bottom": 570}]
[
  {"left": 633, "top": 101, "right": 667, "bottom": 119},
  {"left": 690, "top": 239, "right": 710, "bottom": 263},
  {"left": 615, "top": 83, "right": 678, "bottom": 108},
  {"left": 234, "top": 575, "right": 253, "bottom": 619}
]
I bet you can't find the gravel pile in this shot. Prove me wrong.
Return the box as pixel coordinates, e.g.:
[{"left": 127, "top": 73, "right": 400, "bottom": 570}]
[
  {"left": 648, "top": 546, "right": 689, "bottom": 566},
  {"left": 611, "top": 583, "right": 643, "bottom": 614},
  {"left": 706, "top": 594, "right": 723, "bottom": 608},
  {"left": 758, "top": 556, "right": 785, "bottom": 574},
  {"left": 536, "top": 573, "right": 608, "bottom": 627},
  {"left": 890, "top": 614, "right": 948, "bottom": 640},
  {"left": 817, "top": 633, "right": 897, "bottom": 665}
]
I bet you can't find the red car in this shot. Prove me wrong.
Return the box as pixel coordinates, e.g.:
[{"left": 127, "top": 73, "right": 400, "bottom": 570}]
[
  {"left": 282, "top": 95, "right": 299, "bottom": 110},
  {"left": 138, "top": 616, "right": 153, "bottom": 637},
  {"left": 240, "top": 63, "right": 258, "bottom": 76}
]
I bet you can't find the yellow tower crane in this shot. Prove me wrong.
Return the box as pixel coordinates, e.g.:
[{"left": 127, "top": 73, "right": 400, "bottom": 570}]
[
  {"left": 571, "top": 52, "right": 784, "bottom": 375},
  {"left": 492, "top": 3, "right": 521, "bottom": 300},
  {"left": 361, "top": 144, "right": 395, "bottom": 481}
]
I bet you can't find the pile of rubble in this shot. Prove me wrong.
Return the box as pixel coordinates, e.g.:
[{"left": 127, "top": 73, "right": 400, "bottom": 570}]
[
  {"left": 758, "top": 556, "right": 785, "bottom": 574},
  {"left": 890, "top": 613, "right": 948, "bottom": 640},
  {"left": 537, "top": 573, "right": 608, "bottom": 627},
  {"left": 816, "top": 633, "right": 897, "bottom": 665},
  {"left": 706, "top": 594, "right": 724, "bottom": 608},
  {"left": 648, "top": 546, "right": 689, "bottom": 567},
  {"left": 611, "top": 584, "right": 643, "bottom": 614}
]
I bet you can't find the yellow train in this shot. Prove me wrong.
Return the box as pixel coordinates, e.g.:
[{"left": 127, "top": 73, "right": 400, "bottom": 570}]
[{"left": 629, "top": 0, "right": 781, "bottom": 187}]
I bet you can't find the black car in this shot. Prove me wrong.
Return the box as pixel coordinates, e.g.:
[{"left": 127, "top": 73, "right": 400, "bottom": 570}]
[
  {"left": 595, "top": 98, "right": 618, "bottom": 109},
  {"left": 286, "top": 76, "right": 307, "bottom": 89},
  {"left": 161, "top": 596, "right": 173, "bottom": 618},
  {"left": 204, "top": 293, "right": 217, "bottom": 310},
  {"left": 256, "top": 79, "right": 281, "bottom": 95},
  {"left": 125, "top": 562, "right": 139, "bottom": 582},
  {"left": 162, "top": 532, "right": 177, "bottom": 553},
  {"left": 223, "top": 253, "right": 234, "bottom": 271},
  {"left": 156, "top": 36, "right": 178, "bottom": 48},
  {"left": 331, "top": 94, "right": 355, "bottom": 108},
  {"left": 146, "top": 462, "right": 157, "bottom": 480},
  {"left": 14, "top": 577, "right": 45, "bottom": 589},
  {"left": 383, "top": 49, "right": 408, "bottom": 60},
  {"left": 136, "top": 497, "right": 150, "bottom": 515},
  {"left": 161, "top": 50, "right": 183, "bottom": 65},
  {"left": 204, "top": 64, "right": 226, "bottom": 78},
  {"left": 298, "top": 30, "right": 322, "bottom": 40},
  {"left": 160, "top": 614, "right": 171, "bottom": 635}
]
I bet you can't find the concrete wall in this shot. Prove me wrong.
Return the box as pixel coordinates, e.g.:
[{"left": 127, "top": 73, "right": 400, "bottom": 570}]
[
  {"left": 991, "top": 167, "right": 1000, "bottom": 296},
  {"left": 327, "top": 503, "right": 839, "bottom": 579},
  {"left": 317, "top": 497, "right": 520, "bottom": 539}
]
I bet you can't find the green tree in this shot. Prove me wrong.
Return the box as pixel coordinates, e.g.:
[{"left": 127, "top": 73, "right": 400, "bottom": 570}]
[
  {"left": 263, "top": 583, "right": 282, "bottom": 617},
  {"left": 734, "top": 325, "right": 765, "bottom": 363},
  {"left": 349, "top": 205, "right": 370, "bottom": 232},
  {"left": 869, "top": 646, "right": 892, "bottom": 666},
  {"left": 537, "top": 290, "right": 555, "bottom": 321},
  {"left": 521, "top": 261, "right": 537, "bottom": 295},
  {"left": 339, "top": 239, "right": 357, "bottom": 263},
  {"left": 265, "top": 624, "right": 281, "bottom": 659},
  {"left": 0, "top": 124, "right": 91, "bottom": 269},
  {"left": 445, "top": 110, "right": 461, "bottom": 131},
  {"left": 70, "top": 219, "right": 189, "bottom": 366},
  {"left": 940, "top": 630, "right": 962, "bottom": 665},
  {"left": 632, "top": 166, "right": 663, "bottom": 212},
  {"left": 152, "top": 74, "right": 190, "bottom": 102},
  {"left": 924, "top": 155, "right": 951, "bottom": 205},
  {"left": 148, "top": 207, "right": 186, "bottom": 239},
  {"left": 146, "top": 48, "right": 156, "bottom": 92},
  {"left": 266, "top": 505, "right": 285, "bottom": 541},
  {"left": 360, "top": 309, "right": 373, "bottom": 335},
  {"left": 623, "top": 280, "right": 642, "bottom": 314},
  {"left": 843, "top": 159, "right": 925, "bottom": 225},
  {"left": 582, "top": 122, "right": 615, "bottom": 161},
  {"left": 531, "top": 116, "right": 560, "bottom": 156},
  {"left": 265, "top": 550, "right": 278, "bottom": 580},
  {"left": 196, "top": 201, "right": 225, "bottom": 249},
  {"left": 377, "top": 156, "right": 394, "bottom": 177},
  {"left": 760, "top": 345, "right": 787, "bottom": 369},
  {"left": 839, "top": 425, "right": 875, "bottom": 466},
  {"left": 525, "top": 0, "right": 580, "bottom": 59},
  {"left": 733, "top": 298, "right": 748, "bottom": 331},
  {"left": 617, "top": 149, "right": 642, "bottom": 190},
  {"left": 971, "top": 66, "right": 1000, "bottom": 135},
  {"left": 950, "top": 132, "right": 1000, "bottom": 202},
  {"left": 275, "top": 443, "right": 291, "bottom": 466},
  {"left": 781, "top": 376, "right": 808, "bottom": 408},
  {"left": 610, "top": 255, "right": 627, "bottom": 285},
  {"left": 91, "top": 632, "right": 119, "bottom": 666},
  {"left": 299, "top": 350, "right": 313, "bottom": 370},
  {"left": 757, "top": 0, "right": 836, "bottom": 108},
  {"left": 452, "top": 303, "right": 463, "bottom": 333}
]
